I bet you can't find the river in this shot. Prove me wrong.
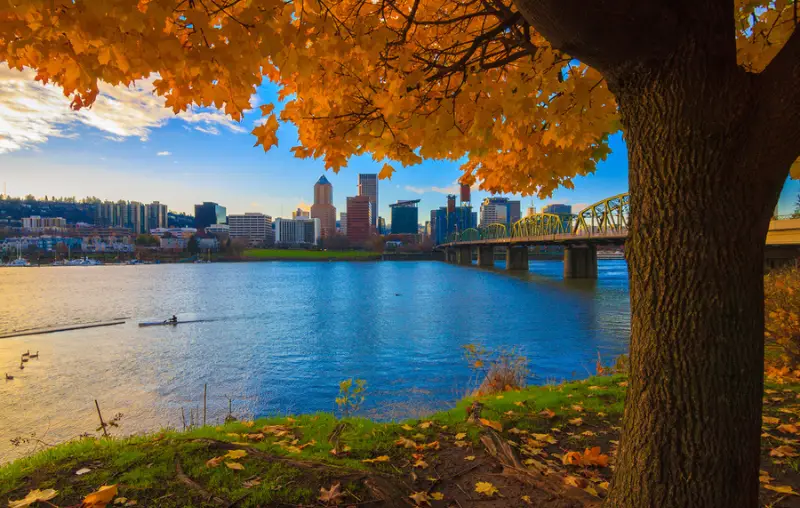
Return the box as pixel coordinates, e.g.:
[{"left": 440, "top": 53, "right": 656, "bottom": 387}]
[{"left": 0, "top": 260, "right": 630, "bottom": 462}]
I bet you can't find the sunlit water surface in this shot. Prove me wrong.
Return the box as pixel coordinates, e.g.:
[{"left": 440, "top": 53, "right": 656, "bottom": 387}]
[{"left": 0, "top": 260, "right": 629, "bottom": 462}]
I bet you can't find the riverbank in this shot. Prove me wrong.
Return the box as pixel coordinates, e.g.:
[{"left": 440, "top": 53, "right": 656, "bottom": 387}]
[{"left": 3, "top": 374, "right": 799, "bottom": 507}]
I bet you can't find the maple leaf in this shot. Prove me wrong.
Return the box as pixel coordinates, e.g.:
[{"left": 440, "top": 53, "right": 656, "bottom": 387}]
[
  {"left": 430, "top": 492, "right": 444, "bottom": 500},
  {"left": 521, "top": 494, "right": 533, "bottom": 504},
  {"left": 362, "top": 455, "right": 390, "bottom": 463},
  {"left": 319, "top": 482, "right": 343, "bottom": 505},
  {"left": 455, "top": 432, "right": 467, "bottom": 440},
  {"left": 514, "top": 401, "right": 525, "bottom": 407},
  {"left": 252, "top": 114, "right": 279, "bottom": 152},
  {"left": 207, "top": 456, "right": 225, "bottom": 468},
  {"left": 564, "top": 475, "right": 588, "bottom": 488},
  {"left": 475, "top": 481, "right": 499, "bottom": 496},
  {"left": 225, "top": 462, "right": 245, "bottom": 470},
  {"left": 464, "top": 455, "right": 476, "bottom": 461},
  {"left": 418, "top": 421, "right": 433, "bottom": 429},
  {"left": 8, "top": 489, "right": 59, "bottom": 508},
  {"left": 409, "top": 491, "right": 431, "bottom": 506},
  {"left": 569, "top": 417, "right": 584, "bottom": 426},
  {"left": 401, "top": 424, "right": 414, "bottom": 431},
  {"left": 479, "top": 418, "right": 503, "bottom": 432},
  {"left": 764, "top": 416, "right": 781, "bottom": 425},
  {"left": 243, "top": 478, "right": 261, "bottom": 489},
  {"left": 379, "top": 163, "right": 395, "bottom": 180},
  {"left": 770, "top": 445, "right": 798, "bottom": 457},
  {"left": 778, "top": 424, "right": 799, "bottom": 434},
  {"left": 571, "top": 404, "right": 585, "bottom": 412},
  {"left": 765, "top": 484, "right": 799, "bottom": 495},
  {"left": 539, "top": 408, "right": 556, "bottom": 419},
  {"left": 82, "top": 485, "right": 118, "bottom": 508},
  {"left": 225, "top": 449, "right": 247, "bottom": 459},
  {"left": 395, "top": 437, "right": 418, "bottom": 449}
]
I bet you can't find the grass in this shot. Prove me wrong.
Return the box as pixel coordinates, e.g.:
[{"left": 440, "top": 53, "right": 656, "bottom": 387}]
[
  {"left": 2, "top": 373, "right": 799, "bottom": 507},
  {"left": 243, "top": 249, "right": 380, "bottom": 260}
]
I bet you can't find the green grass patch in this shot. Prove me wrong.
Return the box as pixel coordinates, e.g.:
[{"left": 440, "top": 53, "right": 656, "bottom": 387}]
[{"left": 243, "top": 249, "right": 380, "bottom": 260}]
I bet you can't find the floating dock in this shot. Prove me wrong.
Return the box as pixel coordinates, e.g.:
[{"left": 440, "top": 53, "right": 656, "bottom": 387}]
[{"left": 0, "top": 320, "right": 126, "bottom": 339}]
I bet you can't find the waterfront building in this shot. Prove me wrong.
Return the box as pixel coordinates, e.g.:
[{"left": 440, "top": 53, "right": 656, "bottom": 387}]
[
  {"left": 357, "top": 173, "right": 379, "bottom": 228},
  {"left": 146, "top": 201, "right": 168, "bottom": 230},
  {"left": 339, "top": 213, "right": 347, "bottom": 235},
  {"left": 310, "top": 175, "right": 337, "bottom": 238},
  {"left": 228, "top": 213, "right": 274, "bottom": 246},
  {"left": 432, "top": 205, "right": 477, "bottom": 244},
  {"left": 542, "top": 203, "right": 574, "bottom": 233},
  {"left": 205, "top": 224, "right": 230, "bottom": 236},
  {"left": 292, "top": 208, "right": 310, "bottom": 219},
  {"left": 194, "top": 202, "right": 226, "bottom": 232},
  {"left": 22, "top": 216, "right": 67, "bottom": 231},
  {"left": 390, "top": 200, "right": 420, "bottom": 234},
  {"left": 346, "top": 195, "right": 373, "bottom": 243},
  {"left": 150, "top": 227, "right": 197, "bottom": 239},
  {"left": 273, "top": 217, "right": 321, "bottom": 246},
  {"left": 480, "top": 197, "right": 521, "bottom": 228}
]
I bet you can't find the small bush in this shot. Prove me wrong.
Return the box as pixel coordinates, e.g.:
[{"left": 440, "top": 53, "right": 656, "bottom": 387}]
[
  {"left": 462, "top": 344, "right": 530, "bottom": 397},
  {"left": 335, "top": 379, "right": 367, "bottom": 417},
  {"left": 765, "top": 266, "right": 800, "bottom": 368}
]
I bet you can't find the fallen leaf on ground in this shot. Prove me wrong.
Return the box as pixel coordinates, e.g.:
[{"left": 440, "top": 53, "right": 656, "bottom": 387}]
[
  {"left": 242, "top": 421, "right": 255, "bottom": 428},
  {"left": 76, "top": 467, "right": 91, "bottom": 475},
  {"left": 8, "top": 489, "right": 59, "bottom": 508},
  {"left": 362, "top": 456, "right": 390, "bottom": 463},
  {"left": 760, "top": 470, "right": 773, "bottom": 484},
  {"left": 401, "top": 424, "right": 414, "bottom": 431},
  {"left": 409, "top": 491, "right": 431, "bottom": 506},
  {"left": 571, "top": 404, "right": 585, "bottom": 412},
  {"left": 514, "top": 401, "right": 525, "bottom": 407},
  {"left": 770, "top": 445, "right": 798, "bottom": 458},
  {"left": 599, "top": 481, "right": 610, "bottom": 490},
  {"left": 114, "top": 498, "right": 127, "bottom": 505},
  {"left": 521, "top": 495, "right": 532, "bottom": 504},
  {"left": 475, "top": 481, "right": 499, "bottom": 496},
  {"left": 419, "top": 421, "right": 433, "bottom": 429},
  {"left": 779, "top": 424, "right": 800, "bottom": 434},
  {"left": 430, "top": 492, "right": 444, "bottom": 500},
  {"left": 225, "top": 462, "right": 245, "bottom": 470},
  {"left": 465, "top": 455, "right": 476, "bottom": 461},
  {"left": 588, "top": 386, "right": 603, "bottom": 391},
  {"left": 243, "top": 478, "right": 261, "bottom": 489},
  {"left": 539, "top": 408, "right": 555, "bottom": 419},
  {"left": 582, "top": 431, "right": 596, "bottom": 437},
  {"left": 319, "top": 482, "right": 343, "bottom": 505},
  {"left": 246, "top": 433, "right": 265, "bottom": 441},
  {"left": 765, "top": 484, "right": 799, "bottom": 495},
  {"left": 618, "top": 381, "right": 628, "bottom": 387},
  {"left": 531, "top": 433, "right": 557, "bottom": 444},
  {"left": 206, "top": 456, "right": 224, "bottom": 468},
  {"left": 412, "top": 433, "right": 427, "bottom": 440},
  {"left": 455, "top": 432, "right": 467, "bottom": 440},
  {"left": 764, "top": 416, "right": 781, "bottom": 425},
  {"left": 420, "top": 441, "right": 440, "bottom": 451},
  {"left": 454, "top": 440, "right": 468, "bottom": 447},
  {"left": 584, "top": 485, "right": 599, "bottom": 497},
  {"left": 564, "top": 475, "right": 588, "bottom": 488},
  {"left": 225, "top": 450, "right": 247, "bottom": 459},
  {"left": 479, "top": 418, "right": 503, "bottom": 432},
  {"left": 395, "top": 437, "right": 417, "bottom": 449},
  {"left": 562, "top": 447, "right": 609, "bottom": 467},
  {"left": 82, "top": 485, "right": 118, "bottom": 508},
  {"left": 569, "top": 418, "right": 584, "bottom": 426}
]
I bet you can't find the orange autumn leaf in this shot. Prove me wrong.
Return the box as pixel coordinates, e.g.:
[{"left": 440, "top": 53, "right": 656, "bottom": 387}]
[
  {"left": 562, "top": 447, "right": 609, "bottom": 467},
  {"left": 539, "top": 408, "right": 556, "bottom": 419},
  {"left": 770, "top": 445, "right": 798, "bottom": 458},
  {"left": 82, "top": 485, "right": 118, "bottom": 508},
  {"left": 479, "top": 418, "right": 503, "bottom": 432}
]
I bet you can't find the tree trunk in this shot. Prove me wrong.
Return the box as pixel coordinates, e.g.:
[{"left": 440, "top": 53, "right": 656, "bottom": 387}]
[{"left": 603, "top": 52, "right": 784, "bottom": 507}]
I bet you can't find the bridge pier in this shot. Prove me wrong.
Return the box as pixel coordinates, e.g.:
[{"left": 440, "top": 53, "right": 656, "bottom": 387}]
[
  {"left": 506, "top": 246, "right": 529, "bottom": 271},
  {"left": 477, "top": 246, "right": 494, "bottom": 267},
  {"left": 444, "top": 248, "right": 457, "bottom": 264},
  {"left": 456, "top": 246, "right": 472, "bottom": 265},
  {"left": 564, "top": 245, "right": 598, "bottom": 279}
]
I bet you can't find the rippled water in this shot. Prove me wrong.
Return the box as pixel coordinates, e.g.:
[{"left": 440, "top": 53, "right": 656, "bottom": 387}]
[{"left": 0, "top": 260, "right": 630, "bottom": 462}]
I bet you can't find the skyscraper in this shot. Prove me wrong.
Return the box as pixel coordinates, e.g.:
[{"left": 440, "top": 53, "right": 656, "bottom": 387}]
[
  {"left": 146, "top": 201, "right": 168, "bottom": 230},
  {"left": 194, "top": 202, "right": 226, "bottom": 231},
  {"left": 390, "top": 200, "right": 420, "bottom": 234},
  {"left": 311, "top": 175, "right": 337, "bottom": 237},
  {"left": 346, "top": 196, "right": 372, "bottom": 243},
  {"left": 357, "top": 173, "right": 378, "bottom": 228},
  {"left": 480, "top": 197, "right": 521, "bottom": 227}
]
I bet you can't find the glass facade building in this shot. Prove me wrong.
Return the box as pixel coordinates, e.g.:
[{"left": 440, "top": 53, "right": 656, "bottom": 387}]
[
  {"left": 389, "top": 200, "right": 419, "bottom": 235},
  {"left": 194, "top": 202, "right": 227, "bottom": 232}
]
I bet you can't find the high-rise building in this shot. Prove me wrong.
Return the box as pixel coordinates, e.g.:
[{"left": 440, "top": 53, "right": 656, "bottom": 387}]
[
  {"left": 311, "top": 175, "right": 337, "bottom": 238},
  {"left": 432, "top": 204, "right": 477, "bottom": 244},
  {"left": 542, "top": 204, "right": 573, "bottom": 233},
  {"left": 228, "top": 213, "right": 274, "bottom": 246},
  {"left": 146, "top": 201, "right": 168, "bottom": 230},
  {"left": 378, "top": 217, "right": 386, "bottom": 235},
  {"left": 390, "top": 200, "right": 420, "bottom": 234},
  {"left": 127, "top": 202, "right": 147, "bottom": 234},
  {"left": 480, "top": 197, "right": 520, "bottom": 227},
  {"left": 339, "top": 213, "right": 348, "bottom": 235},
  {"left": 460, "top": 183, "right": 471, "bottom": 204},
  {"left": 22, "top": 216, "right": 67, "bottom": 230},
  {"left": 292, "top": 208, "right": 310, "bottom": 219},
  {"left": 357, "top": 173, "right": 378, "bottom": 228},
  {"left": 346, "top": 195, "right": 372, "bottom": 243},
  {"left": 273, "top": 217, "right": 320, "bottom": 245},
  {"left": 194, "top": 202, "right": 226, "bottom": 232}
]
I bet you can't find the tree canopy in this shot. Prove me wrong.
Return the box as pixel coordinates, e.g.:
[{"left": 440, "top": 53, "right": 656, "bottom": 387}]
[{"left": 1, "top": 0, "right": 796, "bottom": 197}]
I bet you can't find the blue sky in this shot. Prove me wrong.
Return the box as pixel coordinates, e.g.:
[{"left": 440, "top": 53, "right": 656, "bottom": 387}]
[{"left": 1, "top": 65, "right": 797, "bottom": 221}]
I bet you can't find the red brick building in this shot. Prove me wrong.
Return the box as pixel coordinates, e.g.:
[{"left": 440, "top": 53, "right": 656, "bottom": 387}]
[{"left": 346, "top": 196, "right": 373, "bottom": 243}]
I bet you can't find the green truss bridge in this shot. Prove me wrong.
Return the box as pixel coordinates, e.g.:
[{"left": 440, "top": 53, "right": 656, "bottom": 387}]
[{"left": 438, "top": 192, "right": 800, "bottom": 278}]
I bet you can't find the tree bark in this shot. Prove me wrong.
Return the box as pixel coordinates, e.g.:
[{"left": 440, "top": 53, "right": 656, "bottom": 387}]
[{"left": 601, "top": 45, "right": 783, "bottom": 507}]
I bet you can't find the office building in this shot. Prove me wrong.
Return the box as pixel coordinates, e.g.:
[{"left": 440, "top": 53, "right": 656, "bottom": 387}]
[
  {"left": 432, "top": 205, "right": 477, "bottom": 244},
  {"left": 542, "top": 204, "right": 573, "bottom": 233},
  {"left": 378, "top": 217, "right": 387, "bottom": 235},
  {"left": 339, "top": 213, "right": 347, "bottom": 235},
  {"left": 228, "top": 213, "right": 274, "bottom": 246},
  {"left": 357, "top": 173, "right": 379, "bottom": 228},
  {"left": 390, "top": 200, "right": 420, "bottom": 234},
  {"left": 480, "top": 197, "right": 521, "bottom": 227},
  {"left": 194, "top": 202, "right": 226, "bottom": 232},
  {"left": 273, "top": 217, "right": 321, "bottom": 246},
  {"left": 346, "top": 195, "right": 372, "bottom": 243},
  {"left": 292, "top": 208, "right": 310, "bottom": 219},
  {"left": 310, "top": 175, "right": 337, "bottom": 238}
]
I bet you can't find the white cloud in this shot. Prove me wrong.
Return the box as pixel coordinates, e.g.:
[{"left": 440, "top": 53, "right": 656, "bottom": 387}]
[
  {"left": 194, "top": 125, "right": 220, "bottom": 135},
  {"left": 404, "top": 184, "right": 460, "bottom": 195},
  {"left": 104, "top": 135, "right": 126, "bottom": 142},
  {"left": 157, "top": 151, "right": 172, "bottom": 156},
  {"left": 0, "top": 64, "right": 246, "bottom": 154}
]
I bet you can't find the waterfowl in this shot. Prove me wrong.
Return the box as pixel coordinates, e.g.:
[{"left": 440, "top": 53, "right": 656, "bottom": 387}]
[
  {"left": 19, "top": 362, "right": 24, "bottom": 370},
  {"left": 4, "top": 373, "right": 12, "bottom": 380},
  {"left": 29, "top": 351, "right": 39, "bottom": 359},
  {"left": 22, "top": 350, "right": 29, "bottom": 357},
  {"left": 20, "top": 355, "right": 28, "bottom": 363}
]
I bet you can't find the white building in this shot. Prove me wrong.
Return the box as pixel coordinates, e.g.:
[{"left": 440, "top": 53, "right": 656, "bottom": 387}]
[
  {"left": 150, "top": 227, "right": 197, "bottom": 239},
  {"left": 273, "top": 217, "right": 320, "bottom": 246},
  {"left": 205, "top": 224, "right": 231, "bottom": 236},
  {"left": 339, "top": 213, "right": 347, "bottom": 235},
  {"left": 22, "top": 216, "right": 67, "bottom": 231},
  {"left": 228, "top": 213, "right": 274, "bottom": 246}
]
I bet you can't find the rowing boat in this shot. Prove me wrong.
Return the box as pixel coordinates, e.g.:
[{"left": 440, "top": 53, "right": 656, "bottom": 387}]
[{"left": 138, "top": 319, "right": 209, "bottom": 327}]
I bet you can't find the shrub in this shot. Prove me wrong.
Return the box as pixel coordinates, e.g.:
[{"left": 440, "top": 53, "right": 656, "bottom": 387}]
[
  {"left": 765, "top": 266, "right": 800, "bottom": 369},
  {"left": 462, "top": 344, "right": 530, "bottom": 397}
]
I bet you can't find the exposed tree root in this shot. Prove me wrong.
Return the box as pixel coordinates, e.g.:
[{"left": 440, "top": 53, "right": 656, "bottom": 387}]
[{"left": 175, "top": 459, "right": 230, "bottom": 506}]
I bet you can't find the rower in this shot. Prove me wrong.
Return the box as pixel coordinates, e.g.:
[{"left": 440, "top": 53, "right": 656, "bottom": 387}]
[{"left": 170, "top": 315, "right": 178, "bottom": 324}]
